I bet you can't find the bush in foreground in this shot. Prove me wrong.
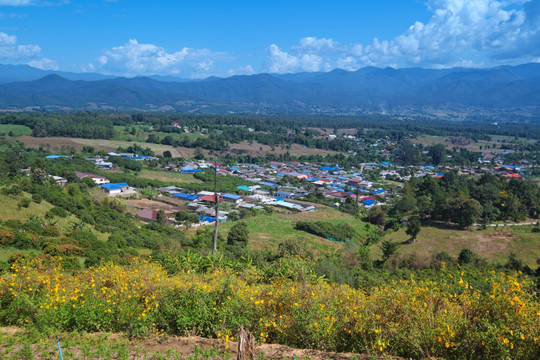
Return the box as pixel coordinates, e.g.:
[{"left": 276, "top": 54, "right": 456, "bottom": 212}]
[{"left": 0, "top": 255, "right": 539, "bottom": 359}]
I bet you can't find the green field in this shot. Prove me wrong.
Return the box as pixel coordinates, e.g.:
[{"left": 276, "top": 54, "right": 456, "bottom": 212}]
[
  {"left": 0, "top": 124, "right": 32, "bottom": 136},
  {"left": 382, "top": 222, "right": 540, "bottom": 268},
  {"left": 0, "top": 192, "right": 108, "bottom": 242},
  {"left": 219, "top": 207, "right": 368, "bottom": 255},
  {"left": 139, "top": 169, "right": 203, "bottom": 184}
]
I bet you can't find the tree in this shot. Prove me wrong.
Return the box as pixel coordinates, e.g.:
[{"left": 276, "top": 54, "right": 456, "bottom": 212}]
[
  {"left": 405, "top": 216, "right": 421, "bottom": 243},
  {"left": 396, "top": 140, "right": 420, "bottom": 166},
  {"left": 227, "top": 221, "right": 249, "bottom": 247},
  {"left": 30, "top": 158, "right": 49, "bottom": 185},
  {"left": 175, "top": 210, "right": 189, "bottom": 222},
  {"left": 458, "top": 248, "right": 476, "bottom": 265},
  {"left": 367, "top": 206, "right": 386, "bottom": 226},
  {"left": 163, "top": 150, "right": 172, "bottom": 158},
  {"left": 194, "top": 147, "right": 205, "bottom": 160},
  {"left": 429, "top": 144, "right": 446, "bottom": 166},
  {"left": 380, "top": 240, "right": 399, "bottom": 263},
  {"left": 459, "top": 199, "right": 483, "bottom": 228},
  {"left": 156, "top": 209, "right": 168, "bottom": 225}
]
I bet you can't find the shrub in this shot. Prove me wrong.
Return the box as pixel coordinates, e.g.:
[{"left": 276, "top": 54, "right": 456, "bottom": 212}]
[
  {"left": 31, "top": 193, "right": 42, "bottom": 204},
  {"left": 46, "top": 206, "right": 68, "bottom": 218},
  {"left": 294, "top": 221, "right": 357, "bottom": 242},
  {"left": 17, "top": 197, "right": 31, "bottom": 209}
]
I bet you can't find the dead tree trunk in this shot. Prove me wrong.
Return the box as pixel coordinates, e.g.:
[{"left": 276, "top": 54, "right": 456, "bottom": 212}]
[{"left": 237, "top": 325, "right": 255, "bottom": 360}]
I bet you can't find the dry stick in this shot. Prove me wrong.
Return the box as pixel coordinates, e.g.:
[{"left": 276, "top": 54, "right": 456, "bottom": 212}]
[
  {"left": 237, "top": 325, "right": 255, "bottom": 360},
  {"left": 212, "top": 163, "right": 219, "bottom": 256}
]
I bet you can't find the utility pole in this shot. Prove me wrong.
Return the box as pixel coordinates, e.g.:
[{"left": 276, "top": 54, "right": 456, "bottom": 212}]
[{"left": 212, "top": 162, "right": 219, "bottom": 256}]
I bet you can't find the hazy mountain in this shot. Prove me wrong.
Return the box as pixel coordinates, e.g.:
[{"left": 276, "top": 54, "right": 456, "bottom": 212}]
[
  {"left": 0, "top": 64, "right": 114, "bottom": 84},
  {"left": 0, "top": 63, "right": 539, "bottom": 113}
]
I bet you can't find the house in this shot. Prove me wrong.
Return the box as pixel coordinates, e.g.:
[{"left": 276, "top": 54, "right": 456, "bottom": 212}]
[
  {"left": 157, "top": 185, "right": 183, "bottom": 194},
  {"left": 45, "top": 154, "right": 68, "bottom": 159},
  {"left": 236, "top": 185, "right": 253, "bottom": 192},
  {"left": 50, "top": 175, "right": 68, "bottom": 186},
  {"left": 100, "top": 182, "right": 130, "bottom": 195},
  {"left": 74, "top": 171, "right": 110, "bottom": 185},
  {"left": 222, "top": 193, "right": 243, "bottom": 204},
  {"left": 198, "top": 195, "right": 222, "bottom": 203},
  {"left": 173, "top": 193, "right": 199, "bottom": 201},
  {"left": 347, "top": 178, "right": 362, "bottom": 186},
  {"left": 324, "top": 191, "right": 353, "bottom": 201},
  {"left": 363, "top": 199, "right": 376, "bottom": 207},
  {"left": 238, "top": 202, "right": 257, "bottom": 210}
]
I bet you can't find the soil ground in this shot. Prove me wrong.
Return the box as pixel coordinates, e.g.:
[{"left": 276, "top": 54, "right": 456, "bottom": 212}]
[
  {"left": 17, "top": 136, "right": 196, "bottom": 158},
  {"left": 0, "top": 329, "right": 399, "bottom": 360},
  {"left": 126, "top": 198, "right": 188, "bottom": 216},
  {"left": 227, "top": 141, "right": 340, "bottom": 156},
  {"left": 17, "top": 136, "right": 341, "bottom": 159}
]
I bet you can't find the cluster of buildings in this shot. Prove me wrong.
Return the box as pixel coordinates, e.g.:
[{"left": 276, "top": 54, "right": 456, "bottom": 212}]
[{"left": 41, "top": 149, "right": 528, "bottom": 226}]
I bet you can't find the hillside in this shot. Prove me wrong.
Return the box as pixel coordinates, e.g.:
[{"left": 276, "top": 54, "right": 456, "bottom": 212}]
[{"left": 1, "top": 64, "right": 540, "bottom": 114}]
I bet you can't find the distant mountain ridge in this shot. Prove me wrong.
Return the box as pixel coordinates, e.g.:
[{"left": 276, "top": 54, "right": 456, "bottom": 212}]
[{"left": 0, "top": 63, "right": 539, "bottom": 114}]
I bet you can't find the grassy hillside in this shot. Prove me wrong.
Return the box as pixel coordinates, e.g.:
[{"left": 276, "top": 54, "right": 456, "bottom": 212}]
[
  {"left": 0, "top": 124, "right": 32, "bottom": 136},
  {"left": 382, "top": 223, "right": 540, "bottom": 268}
]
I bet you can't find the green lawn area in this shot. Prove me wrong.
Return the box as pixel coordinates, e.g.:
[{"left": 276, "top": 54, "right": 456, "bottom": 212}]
[
  {"left": 382, "top": 223, "right": 540, "bottom": 268},
  {"left": 219, "top": 207, "right": 368, "bottom": 256},
  {"left": 113, "top": 125, "right": 149, "bottom": 142},
  {"left": 0, "top": 124, "right": 32, "bottom": 136},
  {"left": 0, "top": 192, "right": 109, "bottom": 242},
  {"left": 139, "top": 169, "right": 203, "bottom": 184}
]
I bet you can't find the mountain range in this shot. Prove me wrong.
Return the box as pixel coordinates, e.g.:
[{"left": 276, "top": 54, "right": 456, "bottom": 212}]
[{"left": 0, "top": 63, "right": 539, "bottom": 114}]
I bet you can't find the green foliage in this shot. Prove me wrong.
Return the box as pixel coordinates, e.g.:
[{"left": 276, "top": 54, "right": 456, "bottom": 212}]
[
  {"left": 405, "top": 216, "right": 421, "bottom": 241},
  {"left": 46, "top": 206, "right": 68, "bottom": 218},
  {"left": 380, "top": 240, "right": 399, "bottom": 263},
  {"left": 340, "top": 196, "right": 360, "bottom": 216},
  {"left": 17, "top": 197, "right": 31, "bottom": 209},
  {"left": 226, "top": 221, "right": 249, "bottom": 247},
  {"left": 407, "top": 174, "right": 537, "bottom": 226},
  {"left": 31, "top": 193, "right": 42, "bottom": 204},
  {"left": 458, "top": 248, "right": 477, "bottom": 265},
  {"left": 31, "top": 114, "right": 114, "bottom": 139},
  {"left": 295, "top": 220, "right": 358, "bottom": 242},
  {"left": 157, "top": 209, "right": 168, "bottom": 225},
  {"left": 367, "top": 206, "right": 385, "bottom": 226}
]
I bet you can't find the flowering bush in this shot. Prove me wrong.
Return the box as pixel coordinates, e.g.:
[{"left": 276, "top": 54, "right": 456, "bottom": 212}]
[{"left": 0, "top": 256, "right": 539, "bottom": 359}]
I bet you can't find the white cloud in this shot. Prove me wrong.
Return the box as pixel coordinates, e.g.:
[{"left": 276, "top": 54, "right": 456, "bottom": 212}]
[
  {"left": 227, "top": 65, "right": 255, "bottom": 76},
  {"left": 266, "top": 42, "right": 333, "bottom": 73},
  {"left": 294, "top": 37, "right": 339, "bottom": 53},
  {"left": 94, "top": 39, "right": 228, "bottom": 78},
  {"left": 0, "top": 31, "right": 42, "bottom": 59},
  {"left": 267, "top": 0, "right": 540, "bottom": 72},
  {"left": 0, "top": 31, "right": 57, "bottom": 70},
  {"left": 27, "top": 57, "right": 58, "bottom": 70},
  {"left": 0, "top": 32, "right": 16, "bottom": 45},
  {"left": 267, "top": 44, "right": 299, "bottom": 73}
]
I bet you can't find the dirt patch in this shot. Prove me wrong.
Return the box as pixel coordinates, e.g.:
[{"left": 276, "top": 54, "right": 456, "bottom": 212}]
[
  {"left": 336, "top": 128, "right": 358, "bottom": 135},
  {"left": 126, "top": 199, "right": 186, "bottom": 215},
  {"left": 228, "top": 141, "right": 340, "bottom": 157},
  {"left": 17, "top": 136, "right": 198, "bottom": 158},
  {"left": 0, "top": 326, "right": 23, "bottom": 336},
  {"left": 1, "top": 333, "right": 399, "bottom": 360},
  {"left": 473, "top": 231, "right": 513, "bottom": 256}
]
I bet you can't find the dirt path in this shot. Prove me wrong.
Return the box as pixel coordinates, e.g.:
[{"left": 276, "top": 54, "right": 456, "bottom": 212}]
[{"left": 1, "top": 331, "right": 401, "bottom": 360}]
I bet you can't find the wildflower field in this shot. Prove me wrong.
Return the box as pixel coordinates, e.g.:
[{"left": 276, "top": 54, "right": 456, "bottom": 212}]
[{"left": 1, "top": 254, "right": 539, "bottom": 359}]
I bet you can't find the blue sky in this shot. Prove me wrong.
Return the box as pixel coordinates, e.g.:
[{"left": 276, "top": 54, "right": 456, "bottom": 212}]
[{"left": 0, "top": 0, "right": 539, "bottom": 78}]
